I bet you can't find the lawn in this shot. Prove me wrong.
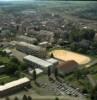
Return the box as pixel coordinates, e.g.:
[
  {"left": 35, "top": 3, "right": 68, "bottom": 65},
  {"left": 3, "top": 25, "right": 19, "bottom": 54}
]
[
  {"left": 0, "top": 74, "right": 18, "bottom": 84},
  {"left": 0, "top": 56, "right": 10, "bottom": 63},
  {"left": 64, "top": 73, "right": 92, "bottom": 93}
]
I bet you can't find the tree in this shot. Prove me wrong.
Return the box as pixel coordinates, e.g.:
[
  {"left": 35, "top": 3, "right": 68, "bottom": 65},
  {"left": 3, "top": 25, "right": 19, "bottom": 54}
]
[
  {"left": 33, "top": 69, "right": 36, "bottom": 81},
  {"left": 14, "top": 96, "right": 19, "bottom": 100},
  {"left": 55, "top": 97, "right": 59, "bottom": 100},
  {"left": 22, "top": 95, "right": 28, "bottom": 100},
  {"left": 28, "top": 96, "right": 32, "bottom": 100},
  {"left": 50, "top": 53, "right": 54, "bottom": 58},
  {"left": 54, "top": 68, "right": 58, "bottom": 78},
  {"left": 91, "top": 85, "right": 97, "bottom": 100},
  {"left": 6, "top": 62, "right": 18, "bottom": 75},
  {"left": 10, "top": 57, "right": 20, "bottom": 65},
  {"left": 20, "top": 63, "right": 27, "bottom": 71},
  {"left": 0, "top": 61, "right": 4, "bottom": 65},
  {"left": 48, "top": 67, "right": 51, "bottom": 77}
]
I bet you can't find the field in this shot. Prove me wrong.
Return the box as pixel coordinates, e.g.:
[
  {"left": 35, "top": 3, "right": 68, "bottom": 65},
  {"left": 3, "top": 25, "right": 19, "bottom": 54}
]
[{"left": 50, "top": 49, "right": 91, "bottom": 65}]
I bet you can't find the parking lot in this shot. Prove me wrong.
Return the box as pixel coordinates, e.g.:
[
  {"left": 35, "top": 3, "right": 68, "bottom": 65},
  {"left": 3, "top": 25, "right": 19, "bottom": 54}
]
[{"left": 31, "top": 75, "right": 86, "bottom": 100}]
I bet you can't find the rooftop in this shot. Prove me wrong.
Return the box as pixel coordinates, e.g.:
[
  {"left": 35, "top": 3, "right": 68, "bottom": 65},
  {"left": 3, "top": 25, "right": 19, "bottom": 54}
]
[
  {"left": 29, "top": 68, "right": 43, "bottom": 75},
  {"left": 16, "top": 42, "right": 44, "bottom": 51},
  {"left": 0, "top": 77, "right": 30, "bottom": 91},
  {"left": 24, "top": 55, "right": 53, "bottom": 68},
  {"left": 46, "top": 58, "right": 58, "bottom": 64}
]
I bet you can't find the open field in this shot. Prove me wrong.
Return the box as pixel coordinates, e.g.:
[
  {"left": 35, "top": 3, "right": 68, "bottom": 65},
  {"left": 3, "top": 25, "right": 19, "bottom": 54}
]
[{"left": 50, "top": 49, "right": 91, "bottom": 65}]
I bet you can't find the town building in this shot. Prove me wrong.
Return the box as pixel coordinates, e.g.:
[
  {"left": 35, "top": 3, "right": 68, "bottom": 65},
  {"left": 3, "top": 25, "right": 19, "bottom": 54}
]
[
  {"left": 16, "top": 42, "right": 47, "bottom": 58},
  {"left": 28, "top": 68, "right": 43, "bottom": 75},
  {"left": 38, "top": 30, "right": 54, "bottom": 43},
  {"left": 46, "top": 58, "right": 59, "bottom": 66},
  {"left": 0, "top": 77, "right": 30, "bottom": 97},
  {"left": 23, "top": 55, "right": 53, "bottom": 72},
  {"left": 38, "top": 41, "right": 49, "bottom": 48},
  {"left": 16, "top": 35, "right": 37, "bottom": 44}
]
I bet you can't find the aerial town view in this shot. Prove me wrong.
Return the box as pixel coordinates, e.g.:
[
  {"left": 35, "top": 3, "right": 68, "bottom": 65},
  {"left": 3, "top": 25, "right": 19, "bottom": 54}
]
[{"left": 0, "top": 0, "right": 97, "bottom": 100}]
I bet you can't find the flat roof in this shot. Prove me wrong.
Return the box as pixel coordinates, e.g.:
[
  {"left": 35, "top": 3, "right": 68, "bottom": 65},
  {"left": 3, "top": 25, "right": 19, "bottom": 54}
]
[
  {"left": 46, "top": 58, "right": 58, "bottom": 64},
  {"left": 0, "top": 77, "right": 30, "bottom": 91},
  {"left": 0, "top": 65, "right": 5, "bottom": 68},
  {"left": 29, "top": 68, "right": 43, "bottom": 75},
  {"left": 17, "top": 35, "right": 37, "bottom": 41},
  {"left": 24, "top": 55, "right": 53, "bottom": 68},
  {"left": 16, "top": 42, "right": 43, "bottom": 51}
]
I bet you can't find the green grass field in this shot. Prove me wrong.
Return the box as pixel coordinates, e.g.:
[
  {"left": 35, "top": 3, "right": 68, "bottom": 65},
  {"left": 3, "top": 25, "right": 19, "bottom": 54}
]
[{"left": 0, "top": 74, "right": 18, "bottom": 84}]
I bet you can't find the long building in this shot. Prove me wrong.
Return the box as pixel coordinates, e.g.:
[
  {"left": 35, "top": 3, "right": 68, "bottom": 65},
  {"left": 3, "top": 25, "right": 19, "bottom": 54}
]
[
  {"left": 16, "top": 42, "right": 47, "bottom": 58},
  {"left": 23, "top": 55, "right": 53, "bottom": 72},
  {"left": 16, "top": 35, "right": 37, "bottom": 44},
  {"left": 0, "top": 77, "right": 30, "bottom": 97}
]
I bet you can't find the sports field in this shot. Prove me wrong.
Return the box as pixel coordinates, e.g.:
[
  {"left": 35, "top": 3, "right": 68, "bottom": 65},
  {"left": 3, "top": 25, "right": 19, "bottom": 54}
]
[{"left": 50, "top": 49, "right": 91, "bottom": 65}]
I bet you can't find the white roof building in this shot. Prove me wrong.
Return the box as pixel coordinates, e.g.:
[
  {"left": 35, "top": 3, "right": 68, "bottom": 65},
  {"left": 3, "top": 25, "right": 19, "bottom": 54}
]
[
  {"left": 46, "top": 58, "right": 58, "bottom": 65},
  {"left": 24, "top": 55, "right": 53, "bottom": 69},
  {"left": 0, "top": 77, "right": 30, "bottom": 91},
  {"left": 29, "top": 68, "right": 43, "bottom": 75},
  {"left": 3, "top": 48, "right": 12, "bottom": 54}
]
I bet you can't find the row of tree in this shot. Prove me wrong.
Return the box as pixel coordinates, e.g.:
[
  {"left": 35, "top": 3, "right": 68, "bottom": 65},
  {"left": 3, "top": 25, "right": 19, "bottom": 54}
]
[{"left": 5, "top": 95, "right": 59, "bottom": 100}]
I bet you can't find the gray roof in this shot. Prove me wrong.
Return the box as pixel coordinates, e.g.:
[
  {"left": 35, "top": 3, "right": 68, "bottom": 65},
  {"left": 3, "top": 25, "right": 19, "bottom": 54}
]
[
  {"left": 16, "top": 42, "right": 45, "bottom": 51},
  {"left": 17, "top": 35, "right": 37, "bottom": 41},
  {"left": 24, "top": 55, "right": 53, "bottom": 68}
]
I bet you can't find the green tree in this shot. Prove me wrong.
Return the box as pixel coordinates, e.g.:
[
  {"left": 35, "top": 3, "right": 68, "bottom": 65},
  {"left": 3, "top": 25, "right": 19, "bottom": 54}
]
[
  {"left": 22, "top": 95, "right": 28, "bottom": 100},
  {"left": 14, "top": 96, "right": 19, "bottom": 100},
  {"left": 91, "top": 85, "right": 97, "bottom": 100},
  {"left": 20, "top": 63, "right": 27, "bottom": 71},
  {"left": 33, "top": 70, "right": 36, "bottom": 81},
  {"left": 48, "top": 67, "right": 51, "bottom": 77},
  {"left": 28, "top": 96, "right": 32, "bottom": 100},
  {"left": 0, "top": 61, "right": 4, "bottom": 65},
  {"left": 54, "top": 68, "right": 58, "bottom": 78},
  {"left": 10, "top": 57, "right": 20, "bottom": 65},
  {"left": 50, "top": 53, "right": 54, "bottom": 58},
  {"left": 6, "top": 62, "right": 18, "bottom": 75},
  {"left": 55, "top": 97, "right": 59, "bottom": 100}
]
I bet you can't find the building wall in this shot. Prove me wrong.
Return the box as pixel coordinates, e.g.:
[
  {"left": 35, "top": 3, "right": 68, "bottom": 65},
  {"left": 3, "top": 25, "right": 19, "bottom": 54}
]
[
  {"left": 16, "top": 43, "right": 47, "bottom": 58},
  {"left": 23, "top": 58, "right": 53, "bottom": 73},
  {"left": 0, "top": 81, "right": 30, "bottom": 97}
]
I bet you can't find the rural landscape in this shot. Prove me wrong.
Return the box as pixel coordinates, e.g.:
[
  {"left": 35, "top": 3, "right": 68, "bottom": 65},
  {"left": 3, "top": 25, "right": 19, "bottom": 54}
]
[{"left": 0, "top": 0, "right": 97, "bottom": 100}]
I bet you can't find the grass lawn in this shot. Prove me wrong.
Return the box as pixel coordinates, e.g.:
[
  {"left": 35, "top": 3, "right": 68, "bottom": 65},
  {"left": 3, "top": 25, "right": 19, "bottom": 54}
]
[
  {"left": 0, "top": 74, "right": 18, "bottom": 84},
  {"left": 0, "top": 56, "right": 10, "bottom": 63},
  {"left": 92, "top": 74, "right": 97, "bottom": 80},
  {"left": 64, "top": 74, "right": 92, "bottom": 92}
]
